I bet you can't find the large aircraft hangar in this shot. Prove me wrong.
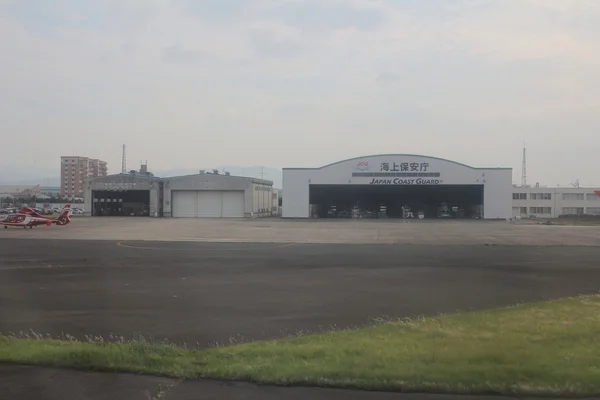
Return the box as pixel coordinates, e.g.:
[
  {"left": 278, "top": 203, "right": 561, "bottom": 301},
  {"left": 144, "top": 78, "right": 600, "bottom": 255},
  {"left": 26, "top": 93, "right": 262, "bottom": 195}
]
[{"left": 282, "top": 154, "right": 512, "bottom": 219}]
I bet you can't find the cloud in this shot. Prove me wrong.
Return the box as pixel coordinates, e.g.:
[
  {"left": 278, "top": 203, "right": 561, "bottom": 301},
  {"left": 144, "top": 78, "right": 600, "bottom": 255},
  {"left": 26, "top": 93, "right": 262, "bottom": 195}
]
[
  {"left": 183, "top": 0, "right": 251, "bottom": 18},
  {"left": 272, "top": 0, "right": 384, "bottom": 32},
  {"left": 1, "top": 0, "right": 599, "bottom": 186},
  {"left": 163, "top": 45, "right": 204, "bottom": 63},
  {"left": 246, "top": 21, "right": 306, "bottom": 58}
]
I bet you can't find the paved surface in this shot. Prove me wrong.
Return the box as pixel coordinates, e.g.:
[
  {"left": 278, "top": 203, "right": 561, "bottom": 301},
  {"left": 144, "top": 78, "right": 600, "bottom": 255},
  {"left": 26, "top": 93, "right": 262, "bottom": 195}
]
[
  {"left": 0, "top": 364, "right": 175, "bottom": 400},
  {"left": 3, "top": 231, "right": 600, "bottom": 399},
  {"left": 162, "top": 379, "right": 600, "bottom": 400},
  {"left": 4, "top": 365, "right": 598, "bottom": 400},
  {"left": 3, "top": 239, "right": 600, "bottom": 344},
  {"left": 3, "top": 217, "right": 600, "bottom": 245}
]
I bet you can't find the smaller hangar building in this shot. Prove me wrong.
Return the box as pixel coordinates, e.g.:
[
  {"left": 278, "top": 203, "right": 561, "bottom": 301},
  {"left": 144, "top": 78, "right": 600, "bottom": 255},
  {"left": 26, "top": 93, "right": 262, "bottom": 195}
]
[
  {"left": 283, "top": 154, "right": 512, "bottom": 219},
  {"left": 163, "top": 174, "right": 273, "bottom": 218},
  {"left": 84, "top": 172, "right": 274, "bottom": 218},
  {"left": 84, "top": 174, "right": 161, "bottom": 217}
]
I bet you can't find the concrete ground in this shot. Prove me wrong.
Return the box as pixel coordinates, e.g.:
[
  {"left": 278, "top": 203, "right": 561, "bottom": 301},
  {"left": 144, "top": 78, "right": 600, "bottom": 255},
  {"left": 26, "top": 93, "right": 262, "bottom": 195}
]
[
  {"left": 2, "top": 216, "right": 600, "bottom": 245},
  {"left": 6, "top": 365, "right": 591, "bottom": 400},
  {"left": 0, "top": 364, "right": 175, "bottom": 400},
  {"left": 2, "top": 218, "right": 600, "bottom": 399},
  {"left": 3, "top": 239, "right": 600, "bottom": 344}
]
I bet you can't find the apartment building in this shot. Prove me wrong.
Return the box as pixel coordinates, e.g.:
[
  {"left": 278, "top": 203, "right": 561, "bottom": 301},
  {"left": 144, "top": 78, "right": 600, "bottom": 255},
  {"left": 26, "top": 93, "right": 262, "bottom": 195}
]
[
  {"left": 61, "top": 156, "right": 108, "bottom": 198},
  {"left": 89, "top": 158, "right": 108, "bottom": 177},
  {"left": 512, "top": 186, "right": 600, "bottom": 218}
]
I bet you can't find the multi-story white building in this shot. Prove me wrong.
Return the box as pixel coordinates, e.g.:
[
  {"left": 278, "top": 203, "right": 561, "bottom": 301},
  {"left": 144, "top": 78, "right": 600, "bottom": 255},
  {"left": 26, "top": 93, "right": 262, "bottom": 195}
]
[{"left": 512, "top": 186, "right": 600, "bottom": 218}]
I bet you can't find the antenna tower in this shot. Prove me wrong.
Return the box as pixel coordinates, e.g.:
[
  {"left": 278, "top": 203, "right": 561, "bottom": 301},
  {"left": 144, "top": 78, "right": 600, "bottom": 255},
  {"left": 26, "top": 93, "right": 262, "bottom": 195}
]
[
  {"left": 521, "top": 146, "right": 527, "bottom": 187},
  {"left": 121, "top": 144, "right": 127, "bottom": 173}
]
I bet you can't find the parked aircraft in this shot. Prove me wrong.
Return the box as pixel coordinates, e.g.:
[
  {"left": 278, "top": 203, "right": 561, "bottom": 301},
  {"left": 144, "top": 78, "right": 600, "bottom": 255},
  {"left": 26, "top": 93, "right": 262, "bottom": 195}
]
[{"left": 1, "top": 204, "right": 73, "bottom": 229}]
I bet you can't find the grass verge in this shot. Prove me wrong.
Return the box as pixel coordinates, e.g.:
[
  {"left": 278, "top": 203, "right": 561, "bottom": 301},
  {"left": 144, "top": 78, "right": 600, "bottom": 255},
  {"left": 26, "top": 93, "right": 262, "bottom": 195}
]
[{"left": 2, "top": 295, "right": 600, "bottom": 396}]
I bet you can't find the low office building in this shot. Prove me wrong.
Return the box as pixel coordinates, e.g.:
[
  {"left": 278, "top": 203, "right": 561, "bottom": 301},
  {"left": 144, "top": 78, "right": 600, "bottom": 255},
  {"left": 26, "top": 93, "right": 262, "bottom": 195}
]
[
  {"left": 0, "top": 185, "right": 60, "bottom": 200},
  {"left": 39, "top": 186, "right": 61, "bottom": 198},
  {"left": 512, "top": 187, "right": 600, "bottom": 218},
  {"left": 84, "top": 171, "right": 275, "bottom": 218}
]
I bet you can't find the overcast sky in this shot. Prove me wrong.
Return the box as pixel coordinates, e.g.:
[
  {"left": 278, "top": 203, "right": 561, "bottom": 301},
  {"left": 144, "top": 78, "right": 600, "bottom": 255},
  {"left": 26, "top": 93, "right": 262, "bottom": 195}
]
[{"left": 1, "top": 0, "right": 598, "bottom": 186}]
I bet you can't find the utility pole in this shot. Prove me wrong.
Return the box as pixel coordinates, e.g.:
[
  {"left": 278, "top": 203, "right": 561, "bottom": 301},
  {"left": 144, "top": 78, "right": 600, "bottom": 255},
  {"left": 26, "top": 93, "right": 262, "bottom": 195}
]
[
  {"left": 521, "top": 145, "right": 527, "bottom": 187},
  {"left": 121, "top": 144, "right": 127, "bottom": 174}
]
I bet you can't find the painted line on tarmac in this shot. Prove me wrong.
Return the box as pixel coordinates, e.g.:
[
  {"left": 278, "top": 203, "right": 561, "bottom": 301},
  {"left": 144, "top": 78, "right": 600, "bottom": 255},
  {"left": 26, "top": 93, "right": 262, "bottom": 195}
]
[{"left": 115, "top": 241, "right": 296, "bottom": 251}]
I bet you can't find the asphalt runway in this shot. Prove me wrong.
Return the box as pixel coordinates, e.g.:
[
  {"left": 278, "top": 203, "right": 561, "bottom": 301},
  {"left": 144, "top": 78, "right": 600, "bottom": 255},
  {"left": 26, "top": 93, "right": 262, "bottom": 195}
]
[{"left": 2, "top": 239, "right": 600, "bottom": 345}]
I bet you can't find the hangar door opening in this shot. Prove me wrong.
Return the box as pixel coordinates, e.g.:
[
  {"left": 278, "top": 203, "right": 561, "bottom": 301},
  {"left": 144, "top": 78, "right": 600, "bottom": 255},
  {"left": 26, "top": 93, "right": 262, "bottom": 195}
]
[
  {"left": 172, "top": 190, "right": 244, "bottom": 218},
  {"left": 309, "top": 185, "right": 483, "bottom": 219},
  {"left": 92, "top": 190, "right": 150, "bottom": 216}
]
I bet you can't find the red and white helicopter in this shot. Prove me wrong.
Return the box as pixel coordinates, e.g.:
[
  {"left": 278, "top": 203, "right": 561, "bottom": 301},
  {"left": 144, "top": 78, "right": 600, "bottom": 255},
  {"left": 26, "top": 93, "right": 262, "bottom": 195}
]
[{"left": 1, "top": 204, "right": 73, "bottom": 229}]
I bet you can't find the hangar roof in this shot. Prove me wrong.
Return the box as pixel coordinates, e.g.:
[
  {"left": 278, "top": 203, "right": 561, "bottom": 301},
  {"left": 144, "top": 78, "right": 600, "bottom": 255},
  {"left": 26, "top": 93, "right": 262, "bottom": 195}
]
[
  {"left": 166, "top": 173, "right": 273, "bottom": 186},
  {"left": 91, "top": 172, "right": 273, "bottom": 186},
  {"left": 88, "top": 174, "right": 162, "bottom": 182},
  {"left": 283, "top": 154, "right": 512, "bottom": 171}
]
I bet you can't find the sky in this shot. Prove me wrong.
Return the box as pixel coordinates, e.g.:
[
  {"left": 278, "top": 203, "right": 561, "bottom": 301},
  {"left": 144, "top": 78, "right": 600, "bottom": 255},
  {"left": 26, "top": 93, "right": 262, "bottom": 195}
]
[{"left": 1, "top": 0, "right": 599, "bottom": 187}]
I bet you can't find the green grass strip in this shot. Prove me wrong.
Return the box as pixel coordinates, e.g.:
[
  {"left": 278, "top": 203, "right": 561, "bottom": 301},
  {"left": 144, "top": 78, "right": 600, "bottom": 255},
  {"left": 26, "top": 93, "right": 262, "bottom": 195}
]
[{"left": 2, "top": 295, "right": 600, "bottom": 396}]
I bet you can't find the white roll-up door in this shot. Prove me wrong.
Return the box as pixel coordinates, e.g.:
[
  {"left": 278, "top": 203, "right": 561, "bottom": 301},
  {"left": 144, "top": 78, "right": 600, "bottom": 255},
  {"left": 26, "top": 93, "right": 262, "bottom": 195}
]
[
  {"left": 172, "top": 190, "right": 244, "bottom": 218},
  {"left": 197, "top": 191, "right": 222, "bottom": 217},
  {"left": 172, "top": 191, "right": 198, "bottom": 217},
  {"left": 222, "top": 191, "right": 245, "bottom": 218}
]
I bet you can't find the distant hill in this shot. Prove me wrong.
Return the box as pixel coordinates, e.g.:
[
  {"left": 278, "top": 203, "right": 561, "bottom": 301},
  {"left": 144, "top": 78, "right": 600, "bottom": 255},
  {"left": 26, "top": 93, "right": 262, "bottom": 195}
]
[
  {"left": 0, "top": 163, "right": 59, "bottom": 186},
  {"left": 0, "top": 177, "right": 60, "bottom": 186}
]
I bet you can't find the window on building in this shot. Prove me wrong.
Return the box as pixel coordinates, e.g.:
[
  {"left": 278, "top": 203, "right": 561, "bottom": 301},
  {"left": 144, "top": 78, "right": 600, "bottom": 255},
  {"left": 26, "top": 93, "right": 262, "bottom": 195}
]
[
  {"left": 562, "top": 207, "right": 584, "bottom": 215},
  {"left": 512, "top": 193, "right": 527, "bottom": 200},
  {"left": 586, "top": 193, "right": 600, "bottom": 201},
  {"left": 519, "top": 207, "right": 527, "bottom": 214},
  {"left": 562, "top": 193, "right": 584, "bottom": 201},
  {"left": 530, "top": 207, "right": 551, "bottom": 214},
  {"left": 530, "top": 193, "right": 551, "bottom": 200},
  {"left": 586, "top": 207, "right": 600, "bottom": 215}
]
